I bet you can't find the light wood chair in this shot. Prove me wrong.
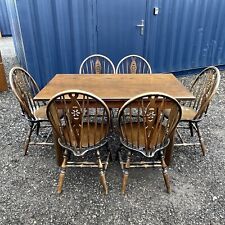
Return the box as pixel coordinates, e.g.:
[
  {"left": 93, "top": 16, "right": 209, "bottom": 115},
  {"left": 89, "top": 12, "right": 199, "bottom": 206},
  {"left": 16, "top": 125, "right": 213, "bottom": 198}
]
[
  {"left": 118, "top": 92, "right": 182, "bottom": 193},
  {"left": 79, "top": 54, "right": 115, "bottom": 74},
  {"left": 46, "top": 90, "right": 111, "bottom": 194},
  {"left": 175, "top": 66, "right": 221, "bottom": 155},
  {"left": 116, "top": 55, "right": 152, "bottom": 74},
  {"left": 9, "top": 67, "right": 53, "bottom": 155}
]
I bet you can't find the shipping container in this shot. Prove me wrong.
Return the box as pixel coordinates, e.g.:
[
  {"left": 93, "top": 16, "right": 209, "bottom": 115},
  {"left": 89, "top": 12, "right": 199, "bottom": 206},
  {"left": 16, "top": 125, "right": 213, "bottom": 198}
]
[{"left": 6, "top": 0, "right": 225, "bottom": 87}]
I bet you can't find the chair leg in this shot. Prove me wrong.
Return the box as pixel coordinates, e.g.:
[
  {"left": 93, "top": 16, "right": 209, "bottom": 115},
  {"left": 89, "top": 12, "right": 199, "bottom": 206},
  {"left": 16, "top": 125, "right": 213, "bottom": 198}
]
[
  {"left": 106, "top": 142, "right": 113, "bottom": 162},
  {"left": 195, "top": 123, "right": 206, "bottom": 156},
  {"left": 122, "top": 170, "right": 129, "bottom": 194},
  {"left": 36, "top": 122, "right": 40, "bottom": 136},
  {"left": 96, "top": 150, "right": 108, "bottom": 194},
  {"left": 189, "top": 122, "right": 194, "bottom": 137},
  {"left": 57, "top": 170, "right": 66, "bottom": 194},
  {"left": 160, "top": 152, "right": 171, "bottom": 193},
  {"left": 121, "top": 151, "right": 131, "bottom": 194},
  {"left": 24, "top": 123, "right": 34, "bottom": 155},
  {"left": 99, "top": 171, "right": 108, "bottom": 194},
  {"left": 115, "top": 143, "right": 123, "bottom": 162},
  {"left": 57, "top": 155, "right": 67, "bottom": 194}
]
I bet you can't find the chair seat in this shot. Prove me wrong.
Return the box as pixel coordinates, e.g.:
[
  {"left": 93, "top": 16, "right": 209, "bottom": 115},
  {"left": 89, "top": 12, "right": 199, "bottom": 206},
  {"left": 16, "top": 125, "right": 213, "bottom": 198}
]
[
  {"left": 164, "top": 106, "right": 197, "bottom": 121},
  {"left": 121, "top": 122, "right": 166, "bottom": 149},
  {"left": 34, "top": 105, "right": 48, "bottom": 120},
  {"left": 62, "top": 122, "right": 107, "bottom": 149},
  {"left": 180, "top": 106, "right": 197, "bottom": 121}
]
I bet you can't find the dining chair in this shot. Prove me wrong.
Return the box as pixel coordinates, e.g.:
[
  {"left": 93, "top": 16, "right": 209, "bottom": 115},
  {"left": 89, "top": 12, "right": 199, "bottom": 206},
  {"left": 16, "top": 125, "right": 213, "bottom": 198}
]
[
  {"left": 175, "top": 66, "right": 221, "bottom": 156},
  {"left": 117, "top": 92, "right": 182, "bottom": 193},
  {"left": 116, "top": 54, "right": 152, "bottom": 74},
  {"left": 79, "top": 54, "right": 115, "bottom": 74},
  {"left": 9, "top": 67, "right": 53, "bottom": 155},
  {"left": 46, "top": 90, "right": 111, "bottom": 194}
]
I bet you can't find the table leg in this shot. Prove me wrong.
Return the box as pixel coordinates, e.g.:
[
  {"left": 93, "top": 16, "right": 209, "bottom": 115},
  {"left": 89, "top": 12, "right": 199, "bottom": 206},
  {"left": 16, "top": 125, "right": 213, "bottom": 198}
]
[
  {"left": 53, "top": 130, "right": 63, "bottom": 166},
  {"left": 165, "top": 129, "right": 176, "bottom": 166}
]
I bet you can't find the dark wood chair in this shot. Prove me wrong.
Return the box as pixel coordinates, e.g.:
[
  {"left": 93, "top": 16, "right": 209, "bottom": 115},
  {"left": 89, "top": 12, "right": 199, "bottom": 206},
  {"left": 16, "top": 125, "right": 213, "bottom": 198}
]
[
  {"left": 79, "top": 54, "right": 115, "bottom": 74},
  {"left": 116, "top": 54, "right": 152, "bottom": 74},
  {"left": 117, "top": 92, "right": 182, "bottom": 193},
  {"left": 175, "top": 66, "right": 221, "bottom": 155},
  {"left": 46, "top": 90, "right": 111, "bottom": 194},
  {"left": 9, "top": 67, "right": 53, "bottom": 155}
]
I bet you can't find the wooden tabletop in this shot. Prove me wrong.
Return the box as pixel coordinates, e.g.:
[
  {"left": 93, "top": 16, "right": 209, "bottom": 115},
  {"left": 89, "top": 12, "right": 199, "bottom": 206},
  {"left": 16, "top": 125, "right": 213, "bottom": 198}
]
[{"left": 34, "top": 74, "right": 195, "bottom": 106}]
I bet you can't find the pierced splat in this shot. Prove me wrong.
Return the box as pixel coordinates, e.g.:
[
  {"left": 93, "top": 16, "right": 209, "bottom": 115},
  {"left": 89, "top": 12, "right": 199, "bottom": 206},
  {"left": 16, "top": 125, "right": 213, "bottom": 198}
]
[
  {"left": 67, "top": 93, "right": 82, "bottom": 148},
  {"left": 143, "top": 98, "right": 165, "bottom": 150},
  {"left": 15, "top": 73, "right": 32, "bottom": 100},
  {"left": 129, "top": 57, "right": 137, "bottom": 74},
  {"left": 95, "top": 57, "right": 102, "bottom": 74}
]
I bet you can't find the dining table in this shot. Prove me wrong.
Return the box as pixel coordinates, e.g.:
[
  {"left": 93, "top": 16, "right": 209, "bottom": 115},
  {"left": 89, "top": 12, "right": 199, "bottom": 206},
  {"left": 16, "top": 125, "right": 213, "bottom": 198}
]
[{"left": 34, "top": 73, "right": 195, "bottom": 166}]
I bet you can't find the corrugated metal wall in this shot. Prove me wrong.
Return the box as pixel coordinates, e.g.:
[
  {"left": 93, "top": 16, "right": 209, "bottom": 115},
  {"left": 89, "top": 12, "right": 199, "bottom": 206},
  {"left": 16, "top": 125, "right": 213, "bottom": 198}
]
[
  {"left": 96, "top": 0, "right": 147, "bottom": 63},
  {"left": 7, "top": 0, "right": 96, "bottom": 87},
  {"left": 0, "top": 0, "right": 11, "bottom": 36},
  {"left": 6, "top": 0, "right": 26, "bottom": 66},
  {"left": 145, "top": 0, "right": 225, "bottom": 73},
  {"left": 6, "top": 0, "right": 225, "bottom": 87}
]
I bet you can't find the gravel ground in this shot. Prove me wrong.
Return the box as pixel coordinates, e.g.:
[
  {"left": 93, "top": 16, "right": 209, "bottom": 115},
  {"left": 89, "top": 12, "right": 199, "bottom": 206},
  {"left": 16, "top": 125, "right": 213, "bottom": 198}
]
[{"left": 0, "top": 37, "right": 225, "bottom": 225}]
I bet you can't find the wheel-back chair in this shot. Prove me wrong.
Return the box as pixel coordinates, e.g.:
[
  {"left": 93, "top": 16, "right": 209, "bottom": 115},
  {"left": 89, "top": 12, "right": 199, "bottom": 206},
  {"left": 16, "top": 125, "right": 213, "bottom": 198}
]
[
  {"left": 175, "top": 66, "right": 221, "bottom": 156},
  {"left": 118, "top": 92, "right": 182, "bottom": 193},
  {"left": 9, "top": 67, "right": 53, "bottom": 155},
  {"left": 46, "top": 90, "right": 111, "bottom": 193}
]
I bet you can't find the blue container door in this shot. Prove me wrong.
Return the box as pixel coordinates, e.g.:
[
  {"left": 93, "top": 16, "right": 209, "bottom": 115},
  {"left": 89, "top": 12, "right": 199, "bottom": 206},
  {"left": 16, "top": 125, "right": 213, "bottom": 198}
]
[{"left": 96, "top": 0, "right": 147, "bottom": 64}]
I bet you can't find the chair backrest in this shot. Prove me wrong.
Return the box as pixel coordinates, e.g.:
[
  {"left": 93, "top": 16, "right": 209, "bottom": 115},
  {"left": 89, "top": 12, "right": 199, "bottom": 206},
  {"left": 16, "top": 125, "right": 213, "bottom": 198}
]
[
  {"left": 188, "top": 66, "right": 220, "bottom": 120},
  {"left": 47, "top": 90, "right": 110, "bottom": 156},
  {"left": 79, "top": 54, "right": 115, "bottom": 74},
  {"left": 116, "top": 55, "right": 152, "bottom": 74},
  {"left": 9, "top": 67, "right": 41, "bottom": 121},
  {"left": 118, "top": 92, "right": 182, "bottom": 157}
]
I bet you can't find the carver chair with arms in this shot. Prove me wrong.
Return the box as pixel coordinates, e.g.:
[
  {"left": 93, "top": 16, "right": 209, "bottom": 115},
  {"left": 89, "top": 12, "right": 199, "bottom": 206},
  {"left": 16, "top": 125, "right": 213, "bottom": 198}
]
[
  {"left": 175, "top": 66, "right": 221, "bottom": 156},
  {"left": 116, "top": 54, "right": 152, "bottom": 74},
  {"left": 118, "top": 92, "right": 182, "bottom": 193},
  {"left": 9, "top": 67, "right": 53, "bottom": 155},
  {"left": 79, "top": 54, "right": 115, "bottom": 74},
  {"left": 46, "top": 90, "right": 111, "bottom": 194}
]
